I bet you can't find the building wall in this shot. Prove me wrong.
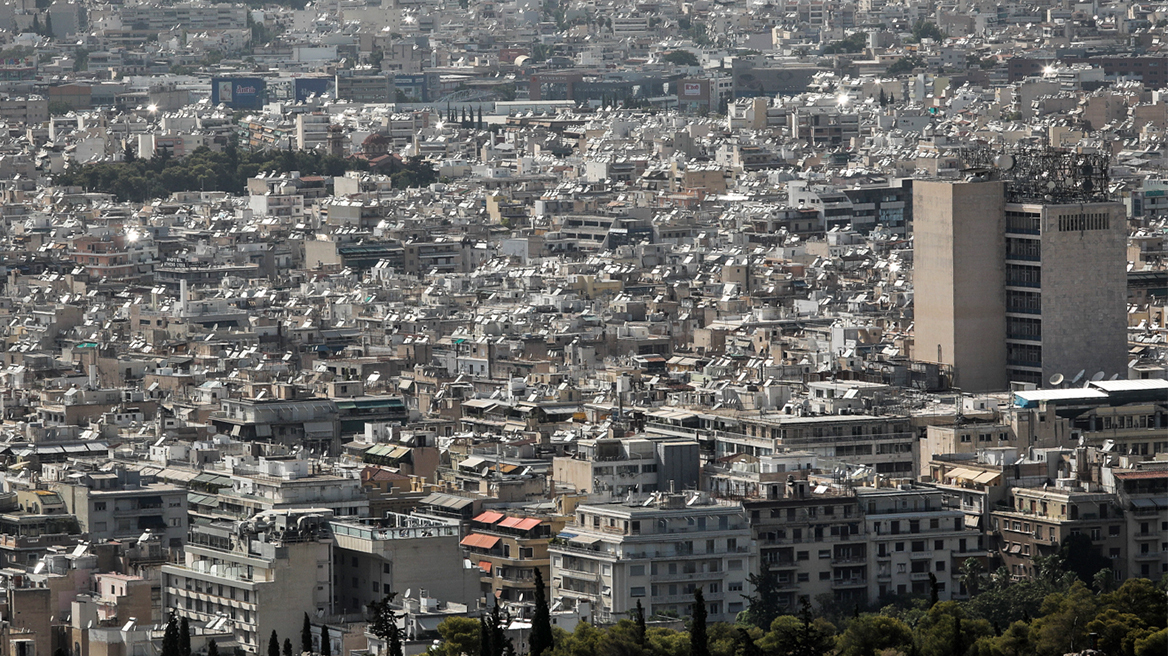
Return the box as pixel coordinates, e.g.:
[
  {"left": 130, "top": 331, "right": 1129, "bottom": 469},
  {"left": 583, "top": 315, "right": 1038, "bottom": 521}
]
[
  {"left": 913, "top": 180, "right": 1007, "bottom": 392},
  {"left": 1030, "top": 201, "right": 1128, "bottom": 382}
]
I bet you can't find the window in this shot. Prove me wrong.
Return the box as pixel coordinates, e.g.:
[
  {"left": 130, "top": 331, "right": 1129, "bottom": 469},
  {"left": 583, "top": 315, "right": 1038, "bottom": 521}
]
[
  {"left": 728, "top": 560, "right": 743, "bottom": 571},
  {"left": 911, "top": 541, "right": 925, "bottom": 552},
  {"left": 630, "top": 587, "right": 646, "bottom": 597},
  {"left": 630, "top": 565, "right": 645, "bottom": 577},
  {"left": 94, "top": 502, "right": 107, "bottom": 511},
  {"left": 819, "top": 571, "right": 831, "bottom": 580},
  {"left": 797, "top": 573, "right": 810, "bottom": 582},
  {"left": 728, "top": 581, "right": 743, "bottom": 592},
  {"left": 797, "top": 551, "right": 809, "bottom": 561},
  {"left": 936, "top": 561, "right": 946, "bottom": 572},
  {"left": 819, "top": 550, "right": 830, "bottom": 559}
]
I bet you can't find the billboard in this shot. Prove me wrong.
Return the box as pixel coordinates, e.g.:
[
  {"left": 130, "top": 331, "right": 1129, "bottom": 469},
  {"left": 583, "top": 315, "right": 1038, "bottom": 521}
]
[
  {"left": 211, "top": 77, "right": 266, "bottom": 109},
  {"left": 683, "top": 82, "right": 702, "bottom": 96},
  {"left": 294, "top": 77, "right": 333, "bottom": 102}
]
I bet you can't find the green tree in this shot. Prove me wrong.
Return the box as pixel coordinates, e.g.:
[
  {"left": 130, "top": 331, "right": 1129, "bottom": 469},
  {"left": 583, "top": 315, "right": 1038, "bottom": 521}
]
[
  {"left": 742, "top": 569, "right": 783, "bottom": 630},
  {"left": 887, "top": 56, "right": 924, "bottom": 76},
  {"left": 691, "top": 587, "right": 709, "bottom": 656},
  {"left": 162, "top": 613, "right": 180, "bottom": 656},
  {"left": 269, "top": 631, "right": 280, "bottom": 656},
  {"left": 915, "top": 602, "right": 991, "bottom": 656},
  {"left": 301, "top": 614, "right": 313, "bottom": 654},
  {"left": 960, "top": 557, "right": 985, "bottom": 597},
  {"left": 283, "top": 638, "right": 293, "bottom": 656},
  {"left": 634, "top": 600, "right": 646, "bottom": 648},
  {"left": 909, "top": 21, "right": 946, "bottom": 42},
  {"left": 180, "top": 617, "right": 191, "bottom": 656},
  {"left": 1134, "top": 628, "right": 1167, "bottom": 656},
  {"left": 320, "top": 625, "right": 330, "bottom": 656},
  {"left": 432, "top": 617, "right": 480, "bottom": 656},
  {"left": 836, "top": 614, "right": 914, "bottom": 656},
  {"left": 1029, "top": 581, "right": 1098, "bottom": 656},
  {"left": 530, "top": 569, "right": 554, "bottom": 656},
  {"left": 662, "top": 50, "right": 700, "bottom": 66},
  {"left": 1085, "top": 608, "right": 1149, "bottom": 656},
  {"left": 207, "top": 642, "right": 219, "bottom": 656},
  {"left": 1102, "top": 577, "right": 1168, "bottom": 629},
  {"left": 49, "top": 100, "right": 73, "bottom": 115},
  {"left": 1059, "top": 533, "right": 1111, "bottom": 585}
]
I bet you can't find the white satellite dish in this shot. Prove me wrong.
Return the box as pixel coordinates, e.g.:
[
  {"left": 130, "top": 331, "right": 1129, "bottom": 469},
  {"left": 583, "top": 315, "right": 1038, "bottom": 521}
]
[
  {"left": 1049, "top": 373, "right": 1064, "bottom": 386},
  {"left": 404, "top": 588, "right": 412, "bottom": 599},
  {"left": 1090, "top": 371, "right": 1105, "bottom": 381}
]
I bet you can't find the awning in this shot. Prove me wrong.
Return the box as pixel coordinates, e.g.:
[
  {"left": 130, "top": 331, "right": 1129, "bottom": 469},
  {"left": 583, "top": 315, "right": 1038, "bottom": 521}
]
[
  {"left": 568, "top": 535, "right": 601, "bottom": 546},
  {"left": 460, "top": 456, "right": 487, "bottom": 470},
  {"left": 512, "top": 518, "right": 542, "bottom": 531},
  {"left": 964, "top": 515, "right": 981, "bottom": 529},
  {"left": 973, "top": 471, "right": 1001, "bottom": 484},
  {"left": 460, "top": 534, "right": 501, "bottom": 549},
  {"left": 474, "top": 511, "right": 505, "bottom": 524},
  {"left": 1008, "top": 543, "right": 1022, "bottom": 554},
  {"left": 478, "top": 560, "right": 493, "bottom": 573},
  {"left": 945, "top": 468, "right": 978, "bottom": 480}
]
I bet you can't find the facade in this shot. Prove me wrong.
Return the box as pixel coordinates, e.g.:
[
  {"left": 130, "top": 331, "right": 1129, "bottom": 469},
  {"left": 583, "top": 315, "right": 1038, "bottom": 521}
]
[
  {"left": 552, "top": 436, "right": 700, "bottom": 501},
  {"left": 54, "top": 472, "right": 188, "bottom": 550},
  {"left": 161, "top": 510, "right": 334, "bottom": 655},
  {"left": 461, "top": 511, "right": 563, "bottom": 602},
  {"left": 1002, "top": 200, "right": 1127, "bottom": 385},
  {"left": 549, "top": 495, "right": 756, "bottom": 624},
  {"left": 913, "top": 179, "right": 1009, "bottom": 392}
]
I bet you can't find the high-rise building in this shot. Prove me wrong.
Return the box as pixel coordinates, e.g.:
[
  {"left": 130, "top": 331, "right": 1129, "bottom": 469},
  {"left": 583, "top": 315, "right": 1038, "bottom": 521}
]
[
  {"left": 1002, "top": 200, "right": 1127, "bottom": 385},
  {"left": 912, "top": 179, "right": 1008, "bottom": 392},
  {"left": 913, "top": 163, "right": 1127, "bottom": 391}
]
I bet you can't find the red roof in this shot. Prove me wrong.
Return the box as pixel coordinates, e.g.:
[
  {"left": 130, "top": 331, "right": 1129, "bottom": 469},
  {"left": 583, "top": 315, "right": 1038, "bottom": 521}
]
[
  {"left": 473, "top": 511, "right": 505, "bottom": 524},
  {"left": 498, "top": 516, "right": 523, "bottom": 528}
]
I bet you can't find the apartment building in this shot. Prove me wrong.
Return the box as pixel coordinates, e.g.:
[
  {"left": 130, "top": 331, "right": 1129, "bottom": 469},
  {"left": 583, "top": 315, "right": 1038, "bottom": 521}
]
[
  {"left": 54, "top": 469, "right": 188, "bottom": 550},
  {"left": 858, "top": 487, "right": 981, "bottom": 599},
  {"left": 161, "top": 510, "right": 334, "bottom": 655},
  {"left": 1108, "top": 467, "right": 1168, "bottom": 580},
  {"left": 191, "top": 456, "right": 368, "bottom": 522},
  {"left": 461, "top": 511, "right": 563, "bottom": 602},
  {"left": 331, "top": 513, "right": 478, "bottom": 613},
  {"left": 549, "top": 494, "right": 755, "bottom": 624},
  {"left": 552, "top": 436, "right": 700, "bottom": 501}
]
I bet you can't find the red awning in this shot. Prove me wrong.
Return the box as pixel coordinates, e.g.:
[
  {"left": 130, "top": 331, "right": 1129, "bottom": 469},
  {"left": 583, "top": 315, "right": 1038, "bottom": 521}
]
[
  {"left": 513, "top": 518, "right": 542, "bottom": 531},
  {"left": 498, "top": 516, "right": 523, "bottom": 528},
  {"left": 460, "top": 533, "right": 501, "bottom": 549},
  {"left": 473, "top": 511, "right": 505, "bottom": 524},
  {"left": 478, "top": 560, "right": 493, "bottom": 573}
]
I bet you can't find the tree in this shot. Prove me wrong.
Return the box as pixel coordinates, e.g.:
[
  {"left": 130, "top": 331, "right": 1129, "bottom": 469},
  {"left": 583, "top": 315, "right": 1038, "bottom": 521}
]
[
  {"left": 794, "top": 599, "right": 836, "bottom": 656},
  {"left": 433, "top": 617, "right": 480, "bottom": 656},
  {"left": 1102, "top": 577, "right": 1168, "bottom": 629},
  {"left": 1134, "top": 628, "right": 1167, "bottom": 656},
  {"left": 662, "top": 50, "right": 700, "bottom": 66},
  {"left": 959, "top": 557, "right": 984, "bottom": 597},
  {"left": 878, "top": 88, "right": 887, "bottom": 107},
  {"left": 1059, "top": 533, "right": 1111, "bottom": 585},
  {"left": 319, "top": 626, "right": 330, "bottom": 656},
  {"left": 207, "top": 642, "right": 219, "bottom": 656},
  {"left": 162, "top": 613, "right": 180, "bottom": 656},
  {"left": 836, "top": 614, "right": 914, "bottom": 656},
  {"left": 1093, "top": 567, "right": 1116, "bottom": 593},
  {"left": 887, "top": 56, "right": 924, "bottom": 76},
  {"left": 180, "top": 617, "right": 191, "bottom": 656},
  {"left": 634, "top": 600, "right": 647, "bottom": 648},
  {"left": 691, "top": 587, "right": 709, "bottom": 656},
  {"left": 1029, "top": 581, "right": 1098, "bottom": 656},
  {"left": 743, "top": 569, "right": 783, "bottom": 630},
  {"left": 909, "top": 21, "right": 946, "bottom": 42},
  {"left": 530, "top": 569, "right": 554, "bottom": 656},
  {"left": 301, "top": 614, "right": 313, "bottom": 654},
  {"left": 283, "top": 638, "right": 293, "bottom": 656},
  {"left": 44, "top": 11, "right": 52, "bottom": 37}
]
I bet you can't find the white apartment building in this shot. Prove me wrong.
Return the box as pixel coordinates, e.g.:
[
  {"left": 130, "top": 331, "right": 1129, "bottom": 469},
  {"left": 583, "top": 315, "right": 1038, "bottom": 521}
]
[{"left": 549, "top": 494, "right": 756, "bottom": 624}]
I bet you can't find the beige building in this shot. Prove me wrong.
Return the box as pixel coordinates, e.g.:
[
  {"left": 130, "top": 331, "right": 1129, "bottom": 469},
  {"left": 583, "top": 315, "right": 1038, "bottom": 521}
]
[{"left": 913, "top": 179, "right": 1008, "bottom": 392}]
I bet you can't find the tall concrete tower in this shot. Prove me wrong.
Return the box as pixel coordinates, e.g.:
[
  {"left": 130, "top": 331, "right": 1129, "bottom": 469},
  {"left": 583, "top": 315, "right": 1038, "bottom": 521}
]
[{"left": 913, "top": 179, "right": 1008, "bottom": 392}]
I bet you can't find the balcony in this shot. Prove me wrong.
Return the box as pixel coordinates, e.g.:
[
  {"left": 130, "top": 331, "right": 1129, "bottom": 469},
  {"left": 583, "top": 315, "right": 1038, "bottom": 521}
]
[
  {"left": 832, "top": 578, "right": 867, "bottom": 589},
  {"left": 832, "top": 556, "right": 866, "bottom": 565},
  {"left": 910, "top": 571, "right": 932, "bottom": 581}
]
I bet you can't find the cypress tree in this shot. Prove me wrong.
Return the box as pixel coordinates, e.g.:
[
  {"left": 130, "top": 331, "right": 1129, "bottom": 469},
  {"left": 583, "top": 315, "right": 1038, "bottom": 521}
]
[
  {"left": 319, "top": 626, "right": 331, "bottom": 656},
  {"left": 301, "top": 614, "right": 313, "bottom": 654},
  {"left": 162, "top": 612, "right": 179, "bottom": 656},
  {"left": 268, "top": 631, "right": 280, "bottom": 656},
  {"left": 207, "top": 642, "right": 219, "bottom": 656},
  {"left": 691, "top": 588, "right": 709, "bottom": 656},
  {"left": 180, "top": 616, "right": 191, "bottom": 656},
  {"left": 479, "top": 616, "right": 491, "bottom": 656},
  {"left": 529, "top": 568, "right": 553, "bottom": 656},
  {"left": 634, "top": 600, "right": 646, "bottom": 647},
  {"left": 283, "top": 638, "right": 292, "bottom": 656}
]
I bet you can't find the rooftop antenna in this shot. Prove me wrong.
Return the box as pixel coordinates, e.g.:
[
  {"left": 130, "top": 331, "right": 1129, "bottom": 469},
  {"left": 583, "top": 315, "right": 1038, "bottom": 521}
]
[{"left": 1049, "top": 373, "right": 1064, "bottom": 387}]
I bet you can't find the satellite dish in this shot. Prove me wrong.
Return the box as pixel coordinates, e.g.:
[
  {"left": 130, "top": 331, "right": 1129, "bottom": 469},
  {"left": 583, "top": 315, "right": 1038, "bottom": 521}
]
[
  {"left": 1047, "top": 181, "right": 1058, "bottom": 191},
  {"left": 404, "top": 588, "right": 412, "bottom": 598},
  {"left": 994, "top": 154, "right": 1015, "bottom": 170},
  {"left": 1090, "top": 371, "right": 1105, "bottom": 381},
  {"left": 1049, "top": 373, "right": 1064, "bottom": 386},
  {"left": 1071, "top": 369, "right": 1086, "bottom": 383}
]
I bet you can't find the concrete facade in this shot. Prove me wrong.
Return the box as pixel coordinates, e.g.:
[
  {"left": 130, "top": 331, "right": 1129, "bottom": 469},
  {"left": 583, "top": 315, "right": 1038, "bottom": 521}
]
[{"left": 913, "top": 179, "right": 1008, "bottom": 392}]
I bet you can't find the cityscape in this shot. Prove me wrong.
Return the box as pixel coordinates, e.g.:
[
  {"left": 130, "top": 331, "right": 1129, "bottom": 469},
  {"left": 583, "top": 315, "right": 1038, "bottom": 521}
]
[{"left": 0, "top": 0, "right": 1163, "bottom": 655}]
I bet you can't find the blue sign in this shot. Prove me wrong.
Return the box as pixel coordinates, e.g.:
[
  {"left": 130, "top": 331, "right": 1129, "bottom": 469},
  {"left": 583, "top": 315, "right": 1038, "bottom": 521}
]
[{"left": 294, "top": 78, "right": 333, "bottom": 102}]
